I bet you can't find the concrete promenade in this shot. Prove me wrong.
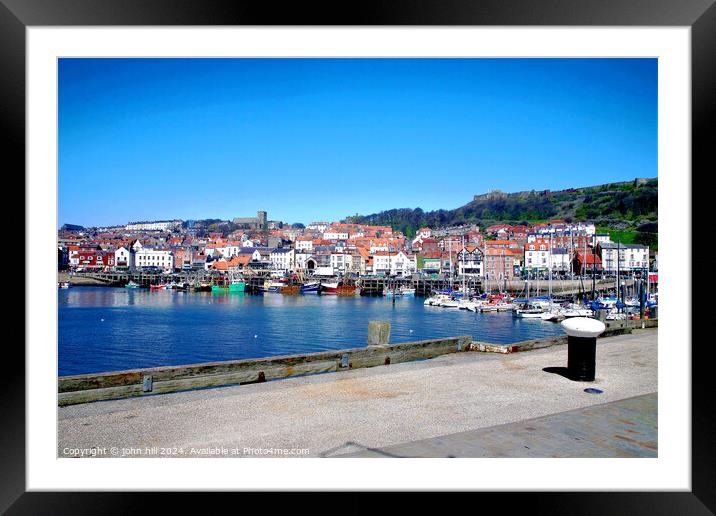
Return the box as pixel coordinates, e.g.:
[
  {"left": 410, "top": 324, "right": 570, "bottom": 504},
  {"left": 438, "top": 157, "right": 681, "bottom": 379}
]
[{"left": 58, "top": 329, "right": 657, "bottom": 458}]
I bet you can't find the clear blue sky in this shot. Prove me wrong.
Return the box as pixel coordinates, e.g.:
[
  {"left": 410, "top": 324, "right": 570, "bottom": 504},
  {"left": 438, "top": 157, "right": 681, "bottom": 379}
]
[{"left": 59, "top": 58, "right": 657, "bottom": 227}]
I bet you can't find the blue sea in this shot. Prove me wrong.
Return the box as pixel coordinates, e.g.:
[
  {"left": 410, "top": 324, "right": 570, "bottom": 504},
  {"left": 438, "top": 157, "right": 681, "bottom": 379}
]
[{"left": 58, "top": 287, "right": 566, "bottom": 376}]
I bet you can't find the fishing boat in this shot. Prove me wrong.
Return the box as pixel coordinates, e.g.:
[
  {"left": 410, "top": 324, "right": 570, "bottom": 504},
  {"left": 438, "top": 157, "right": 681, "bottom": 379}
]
[
  {"left": 260, "top": 280, "right": 284, "bottom": 293},
  {"left": 337, "top": 284, "right": 359, "bottom": 296},
  {"left": 58, "top": 281, "right": 70, "bottom": 289},
  {"left": 228, "top": 281, "right": 246, "bottom": 293},
  {"left": 125, "top": 280, "right": 140, "bottom": 289},
  {"left": 300, "top": 281, "right": 320, "bottom": 293},
  {"left": 211, "top": 284, "right": 229, "bottom": 293},
  {"left": 281, "top": 285, "right": 301, "bottom": 295},
  {"left": 320, "top": 280, "right": 340, "bottom": 294}
]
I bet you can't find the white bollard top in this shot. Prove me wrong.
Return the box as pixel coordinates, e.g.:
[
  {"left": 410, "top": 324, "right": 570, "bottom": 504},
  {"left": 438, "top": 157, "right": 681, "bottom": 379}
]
[{"left": 561, "top": 317, "right": 606, "bottom": 338}]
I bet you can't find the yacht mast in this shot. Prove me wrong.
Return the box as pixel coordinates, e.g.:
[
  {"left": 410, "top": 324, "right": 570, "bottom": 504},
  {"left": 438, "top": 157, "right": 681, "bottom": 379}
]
[{"left": 461, "top": 235, "right": 466, "bottom": 296}]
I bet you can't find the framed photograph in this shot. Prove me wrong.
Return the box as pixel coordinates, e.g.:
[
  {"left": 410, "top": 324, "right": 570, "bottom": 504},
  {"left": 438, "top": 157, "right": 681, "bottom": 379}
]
[{"left": 5, "top": 0, "right": 712, "bottom": 512}]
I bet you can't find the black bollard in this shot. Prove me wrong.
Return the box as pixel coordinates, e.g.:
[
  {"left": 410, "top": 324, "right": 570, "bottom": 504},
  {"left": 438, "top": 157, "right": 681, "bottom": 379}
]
[{"left": 561, "top": 318, "right": 606, "bottom": 382}]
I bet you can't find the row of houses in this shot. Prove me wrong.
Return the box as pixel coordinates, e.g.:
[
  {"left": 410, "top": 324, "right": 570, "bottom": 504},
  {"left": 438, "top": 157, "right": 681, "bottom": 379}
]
[{"left": 60, "top": 219, "right": 652, "bottom": 280}]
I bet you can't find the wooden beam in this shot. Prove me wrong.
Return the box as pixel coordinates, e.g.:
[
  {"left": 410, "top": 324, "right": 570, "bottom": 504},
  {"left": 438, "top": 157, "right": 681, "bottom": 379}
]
[{"left": 58, "top": 335, "right": 472, "bottom": 406}]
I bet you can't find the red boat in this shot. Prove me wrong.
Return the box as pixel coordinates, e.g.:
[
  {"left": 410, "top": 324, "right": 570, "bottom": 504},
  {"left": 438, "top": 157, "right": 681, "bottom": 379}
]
[{"left": 320, "top": 281, "right": 339, "bottom": 294}]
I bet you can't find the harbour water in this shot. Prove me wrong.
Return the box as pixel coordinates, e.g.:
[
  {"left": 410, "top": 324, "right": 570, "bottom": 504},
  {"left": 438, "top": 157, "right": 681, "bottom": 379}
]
[{"left": 58, "top": 287, "right": 566, "bottom": 376}]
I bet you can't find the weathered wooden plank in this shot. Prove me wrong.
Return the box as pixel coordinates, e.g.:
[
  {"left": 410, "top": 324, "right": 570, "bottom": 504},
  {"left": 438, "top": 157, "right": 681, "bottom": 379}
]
[{"left": 58, "top": 336, "right": 472, "bottom": 405}]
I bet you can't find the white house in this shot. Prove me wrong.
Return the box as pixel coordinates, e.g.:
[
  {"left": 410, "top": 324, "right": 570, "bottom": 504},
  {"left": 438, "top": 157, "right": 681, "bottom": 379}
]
[
  {"left": 295, "top": 237, "right": 314, "bottom": 252},
  {"left": 330, "top": 252, "right": 351, "bottom": 273},
  {"left": 323, "top": 230, "right": 349, "bottom": 241},
  {"left": 135, "top": 248, "right": 174, "bottom": 270},
  {"left": 457, "top": 248, "right": 483, "bottom": 277},
  {"left": 376, "top": 251, "right": 417, "bottom": 276},
  {"left": 599, "top": 243, "right": 649, "bottom": 272},
  {"left": 373, "top": 252, "right": 391, "bottom": 275},
  {"left": 392, "top": 251, "right": 416, "bottom": 276},
  {"left": 417, "top": 227, "right": 432, "bottom": 239},
  {"left": 269, "top": 248, "right": 295, "bottom": 272},
  {"left": 294, "top": 252, "right": 312, "bottom": 270},
  {"left": 307, "top": 221, "right": 330, "bottom": 232},
  {"left": 114, "top": 247, "right": 135, "bottom": 269}
]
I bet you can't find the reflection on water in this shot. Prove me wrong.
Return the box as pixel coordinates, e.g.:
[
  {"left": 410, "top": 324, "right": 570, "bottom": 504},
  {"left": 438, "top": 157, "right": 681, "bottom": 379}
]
[{"left": 58, "top": 287, "right": 565, "bottom": 376}]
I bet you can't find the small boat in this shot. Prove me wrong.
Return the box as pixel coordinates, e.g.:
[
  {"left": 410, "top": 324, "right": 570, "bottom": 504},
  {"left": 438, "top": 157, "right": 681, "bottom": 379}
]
[
  {"left": 540, "top": 311, "right": 563, "bottom": 322},
  {"left": 479, "top": 294, "right": 515, "bottom": 312},
  {"left": 424, "top": 294, "right": 445, "bottom": 306},
  {"left": 58, "top": 281, "right": 70, "bottom": 289},
  {"left": 439, "top": 297, "right": 461, "bottom": 308},
  {"left": 125, "top": 280, "right": 140, "bottom": 289},
  {"left": 458, "top": 298, "right": 479, "bottom": 311},
  {"left": 513, "top": 303, "right": 545, "bottom": 318},
  {"left": 149, "top": 284, "right": 166, "bottom": 290},
  {"left": 384, "top": 286, "right": 416, "bottom": 298},
  {"left": 560, "top": 304, "right": 593, "bottom": 318},
  {"left": 300, "top": 281, "right": 320, "bottom": 293}
]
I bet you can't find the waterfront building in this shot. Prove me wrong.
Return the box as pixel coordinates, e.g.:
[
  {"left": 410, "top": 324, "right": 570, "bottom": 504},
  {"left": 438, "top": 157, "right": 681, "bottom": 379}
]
[
  {"left": 294, "top": 251, "right": 312, "bottom": 271},
  {"left": 572, "top": 250, "right": 602, "bottom": 274},
  {"left": 373, "top": 251, "right": 416, "bottom": 277},
  {"left": 419, "top": 254, "right": 442, "bottom": 274},
  {"left": 73, "top": 249, "right": 115, "bottom": 270},
  {"left": 114, "top": 246, "right": 135, "bottom": 269},
  {"left": 457, "top": 246, "right": 483, "bottom": 277},
  {"left": 597, "top": 243, "right": 649, "bottom": 273},
  {"left": 330, "top": 252, "right": 351, "bottom": 274},
  {"left": 269, "top": 248, "right": 295, "bottom": 272},
  {"left": 135, "top": 248, "right": 174, "bottom": 270},
  {"left": 483, "top": 248, "right": 518, "bottom": 281}
]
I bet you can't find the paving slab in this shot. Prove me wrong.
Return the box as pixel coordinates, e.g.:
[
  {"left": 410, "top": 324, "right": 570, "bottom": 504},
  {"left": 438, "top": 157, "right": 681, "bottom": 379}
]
[
  {"left": 58, "top": 329, "right": 657, "bottom": 458},
  {"left": 336, "top": 393, "right": 657, "bottom": 458}
]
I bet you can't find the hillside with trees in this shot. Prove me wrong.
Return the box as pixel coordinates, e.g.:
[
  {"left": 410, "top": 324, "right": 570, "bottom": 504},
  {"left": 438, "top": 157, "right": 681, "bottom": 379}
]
[{"left": 344, "top": 178, "right": 658, "bottom": 244}]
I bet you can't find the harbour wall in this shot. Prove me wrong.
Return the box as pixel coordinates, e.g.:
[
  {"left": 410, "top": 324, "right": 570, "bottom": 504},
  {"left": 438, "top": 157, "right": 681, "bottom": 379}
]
[{"left": 57, "top": 318, "right": 657, "bottom": 406}]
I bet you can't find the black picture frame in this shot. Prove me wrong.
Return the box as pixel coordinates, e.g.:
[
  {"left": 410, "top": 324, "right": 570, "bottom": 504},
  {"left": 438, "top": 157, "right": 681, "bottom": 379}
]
[{"left": 3, "top": 0, "right": 711, "bottom": 513}]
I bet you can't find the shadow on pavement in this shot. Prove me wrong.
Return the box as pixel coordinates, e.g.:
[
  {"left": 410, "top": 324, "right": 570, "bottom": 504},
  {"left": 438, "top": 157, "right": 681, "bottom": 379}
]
[{"left": 542, "top": 366, "right": 574, "bottom": 380}]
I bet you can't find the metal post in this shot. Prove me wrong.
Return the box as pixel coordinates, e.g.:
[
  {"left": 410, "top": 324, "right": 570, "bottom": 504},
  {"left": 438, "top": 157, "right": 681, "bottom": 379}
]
[{"left": 561, "top": 318, "right": 606, "bottom": 382}]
